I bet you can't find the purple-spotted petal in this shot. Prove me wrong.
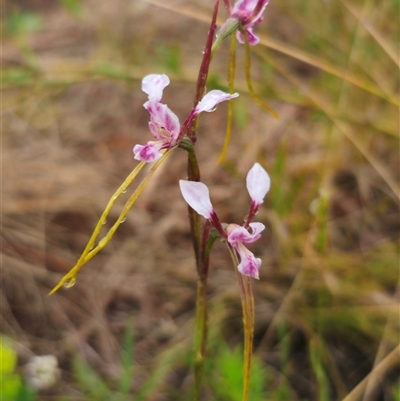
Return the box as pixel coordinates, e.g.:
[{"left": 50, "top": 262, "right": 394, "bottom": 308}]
[
  {"left": 142, "top": 74, "right": 170, "bottom": 102},
  {"left": 133, "top": 141, "right": 163, "bottom": 162},
  {"left": 179, "top": 180, "right": 214, "bottom": 219},
  {"left": 246, "top": 163, "right": 270, "bottom": 204},
  {"left": 195, "top": 90, "right": 239, "bottom": 114},
  {"left": 235, "top": 241, "right": 261, "bottom": 279},
  {"left": 146, "top": 101, "right": 180, "bottom": 142}
]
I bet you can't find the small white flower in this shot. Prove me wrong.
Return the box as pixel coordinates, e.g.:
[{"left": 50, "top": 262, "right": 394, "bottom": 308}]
[{"left": 25, "top": 355, "right": 60, "bottom": 390}]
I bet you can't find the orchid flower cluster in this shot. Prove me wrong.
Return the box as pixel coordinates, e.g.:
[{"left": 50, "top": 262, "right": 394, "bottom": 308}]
[
  {"left": 133, "top": 72, "right": 270, "bottom": 280},
  {"left": 134, "top": 74, "right": 238, "bottom": 162},
  {"left": 180, "top": 163, "right": 270, "bottom": 279}
]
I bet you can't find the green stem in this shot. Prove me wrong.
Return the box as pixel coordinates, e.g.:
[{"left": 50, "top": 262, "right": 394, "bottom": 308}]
[
  {"left": 228, "top": 246, "right": 255, "bottom": 401},
  {"left": 186, "top": 2, "right": 221, "bottom": 399},
  {"left": 193, "top": 273, "right": 207, "bottom": 400},
  {"left": 193, "top": 224, "right": 219, "bottom": 400},
  {"left": 186, "top": 146, "right": 207, "bottom": 401},
  {"left": 185, "top": 137, "right": 218, "bottom": 401},
  {"left": 186, "top": 144, "right": 202, "bottom": 271}
]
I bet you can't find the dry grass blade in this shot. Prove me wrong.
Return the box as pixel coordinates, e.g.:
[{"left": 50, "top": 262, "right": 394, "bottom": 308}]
[
  {"left": 342, "top": 344, "right": 400, "bottom": 401},
  {"left": 340, "top": 0, "right": 399, "bottom": 68}
]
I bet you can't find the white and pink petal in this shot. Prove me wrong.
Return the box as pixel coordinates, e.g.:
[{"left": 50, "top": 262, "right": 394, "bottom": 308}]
[
  {"left": 250, "top": 1, "right": 269, "bottom": 23},
  {"left": 227, "top": 223, "right": 264, "bottom": 247},
  {"left": 195, "top": 90, "right": 239, "bottom": 114},
  {"left": 232, "top": 0, "right": 259, "bottom": 17},
  {"left": 145, "top": 101, "right": 180, "bottom": 141},
  {"left": 179, "top": 181, "right": 214, "bottom": 219},
  {"left": 133, "top": 141, "right": 163, "bottom": 162},
  {"left": 235, "top": 241, "right": 261, "bottom": 279},
  {"left": 142, "top": 74, "right": 170, "bottom": 102},
  {"left": 237, "top": 28, "right": 260, "bottom": 45},
  {"left": 246, "top": 163, "right": 270, "bottom": 205},
  {"left": 247, "top": 222, "right": 265, "bottom": 240}
]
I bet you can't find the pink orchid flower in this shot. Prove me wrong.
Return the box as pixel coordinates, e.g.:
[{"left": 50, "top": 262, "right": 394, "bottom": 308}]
[
  {"left": 218, "top": 0, "right": 269, "bottom": 46},
  {"left": 179, "top": 163, "right": 270, "bottom": 279},
  {"left": 232, "top": 0, "right": 269, "bottom": 45},
  {"left": 133, "top": 74, "right": 239, "bottom": 162}
]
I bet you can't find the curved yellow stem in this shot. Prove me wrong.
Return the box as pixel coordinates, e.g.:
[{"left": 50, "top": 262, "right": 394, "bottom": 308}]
[
  {"left": 218, "top": 34, "right": 237, "bottom": 165},
  {"left": 49, "top": 149, "right": 175, "bottom": 294},
  {"left": 241, "top": 27, "right": 279, "bottom": 120}
]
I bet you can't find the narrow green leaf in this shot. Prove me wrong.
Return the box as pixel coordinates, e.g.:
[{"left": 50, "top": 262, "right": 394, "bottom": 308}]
[
  {"left": 73, "top": 356, "right": 112, "bottom": 400},
  {"left": 117, "top": 318, "right": 135, "bottom": 397}
]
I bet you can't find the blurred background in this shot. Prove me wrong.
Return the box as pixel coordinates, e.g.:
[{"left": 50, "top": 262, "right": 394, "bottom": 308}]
[{"left": 2, "top": 0, "right": 399, "bottom": 400}]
